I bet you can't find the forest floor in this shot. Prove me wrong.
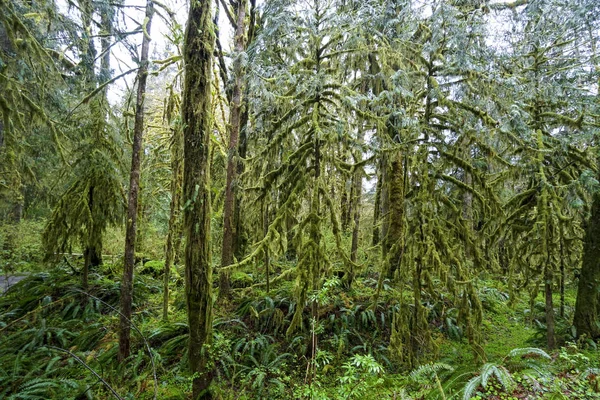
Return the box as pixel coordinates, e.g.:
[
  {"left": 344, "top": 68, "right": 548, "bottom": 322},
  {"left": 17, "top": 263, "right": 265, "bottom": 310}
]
[{"left": 1, "top": 257, "right": 599, "bottom": 399}]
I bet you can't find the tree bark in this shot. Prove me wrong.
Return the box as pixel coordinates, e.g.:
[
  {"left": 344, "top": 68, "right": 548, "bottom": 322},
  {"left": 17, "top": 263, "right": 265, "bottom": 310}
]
[
  {"left": 83, "top": 185, "right": 102, "bottom": 290},
  {"left": 220, "top": 0, "right": 248, "bottom": 300},
  {"left": 182, "top": 0, "right": 215, "bottom": 397},
  {"left": 119, "top": 0, "right": 153, "bottom": 362},
  {"left": 163, "top": 103, "right": 184, "bottom": 321},
  {"left": 372, "top": 163, "right": 382, "bottom": 246},
  {"left": 383, "top": 149, "right": 404, "bottom": 280},
  {"left": 347, "top": 127, "right": 364, "bottom": 287},
  {"left": 545, "top": 265, "right": 556, "bottom": 349}
]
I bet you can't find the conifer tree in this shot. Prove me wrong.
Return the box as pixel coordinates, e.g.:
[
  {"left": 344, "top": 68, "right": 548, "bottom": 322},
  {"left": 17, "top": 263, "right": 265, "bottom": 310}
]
[{"left": 42, "top": 0, "right": 124, "bottom": 289}]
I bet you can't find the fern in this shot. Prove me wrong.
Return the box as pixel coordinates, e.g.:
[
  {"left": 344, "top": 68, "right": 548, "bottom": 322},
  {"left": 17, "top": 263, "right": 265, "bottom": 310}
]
[
  {"left": 463, "top": 363, "right": 515, "bottom": 400},
  {"left": 507, "top": 347, "right": 551, "bottom": 360},
  {"left": 410, "top": 362, "right": 454, "bottom": 381},
  {"left": 462, "top": 375, "right": 482, "bottom": 400}
]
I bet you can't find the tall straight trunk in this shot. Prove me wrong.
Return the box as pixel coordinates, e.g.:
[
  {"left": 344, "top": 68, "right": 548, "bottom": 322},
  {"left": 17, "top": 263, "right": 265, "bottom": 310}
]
[
  {"left": 233, "top": 0, "right": 256, "bottom": 258},
  {"left": 349, "top": 170, "right": 361, "bottom": 264},
  {"left": 347, "top": 128, "right": 364, "bottom": 287},
  {"left": 83, "top": 185, "right": 102, "bottom": 289},
  {"left": 182, "top": 0, "right": 215, "bottom": 397},
  {"left": 383, "top": 149, "right": 404, "bottom": 280},
  {"left": 372, "top": 164, "right": 382, "bottom": 246},
  {"left": 341, "top": 180, "right": 350, "bottom": 232},
  {"left": 78, "top": 0, "right": 97, "bottom": 291},
  {"left": 545, "top": 265, "right": 556, "bottom": 349},
  {"left": 574, "top": 191, "right": 600, "bottom": 339},
  {"left": 220, "top": 0, "right": 248, "bottom": 300},
  {"left": 263, "top": 200, "right": 270, "bottom": 294},
  {"left": 233, "top": 107, "right": 249, "bottom": 259},
  {"left": 163, "top": 110, "right": 184, "bottom": 321},
  {"left": 560, "top": 236, "right": 565, "bottom": 318},
  {"left": 119, "top": 0, "right": 153, "bottom": 362}
]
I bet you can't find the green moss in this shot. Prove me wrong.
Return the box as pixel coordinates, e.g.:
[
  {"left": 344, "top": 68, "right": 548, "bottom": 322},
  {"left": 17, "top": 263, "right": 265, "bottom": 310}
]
[
  {"left": 140, "top": 260, "right": 179, "bottom": 279},
  {"left": 230, "top": 271, "right": 254, "bottom": 288}
]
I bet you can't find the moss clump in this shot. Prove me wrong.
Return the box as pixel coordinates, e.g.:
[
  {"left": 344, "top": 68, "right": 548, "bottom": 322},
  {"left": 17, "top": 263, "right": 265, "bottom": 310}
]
[
  {"left": 140, "top": 260, "right": 179, "bottom": 279},
  {"left": 231, "top": 271, "right": 254, "bottom": 288}
]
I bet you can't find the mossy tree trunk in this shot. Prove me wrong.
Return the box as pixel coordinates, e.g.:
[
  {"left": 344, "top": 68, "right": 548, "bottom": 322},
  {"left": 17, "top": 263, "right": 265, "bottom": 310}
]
[
  {"left": 182, "top": 0, "right": 215, "bottom": 397},
  {"left": 383, "top": 146, "right": 404, "bottom": 281},
  {"left": 119, "top": 0, "right": 153, "bottom": 362},
  {"left": 220, "top": 0, "right": 248, "bottom": 300},
  {"left": 348, "top": 133, "right": 363, "bottom": 283},
  {"left": 163, "top": 89, "right": 183, "bottom": 322},
  {"left": 372, "top": 163, "right": 382, "bottom": 246}
]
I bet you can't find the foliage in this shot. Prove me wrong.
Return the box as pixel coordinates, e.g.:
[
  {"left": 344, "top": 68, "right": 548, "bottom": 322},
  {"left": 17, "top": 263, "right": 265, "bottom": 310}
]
[{"left": 1, "top": 0, "right": 600, "bottom": 398}]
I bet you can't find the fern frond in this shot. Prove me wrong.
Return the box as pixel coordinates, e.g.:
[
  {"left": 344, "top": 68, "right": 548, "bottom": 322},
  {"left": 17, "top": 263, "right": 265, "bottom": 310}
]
[
  {"left": 480, "top": 363, "right": 497, "bottom": 387},
  {"left": 507, "top": 347, "right": 551, "bottom": 360},
  {"left": 462, "top": 375, "right": 482, "bottom": 400}
]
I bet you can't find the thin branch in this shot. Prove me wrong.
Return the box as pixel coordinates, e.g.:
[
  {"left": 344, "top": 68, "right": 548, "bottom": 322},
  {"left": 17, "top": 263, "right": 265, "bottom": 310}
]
[
  {"left": 47, "top": 346, "right": 124, "bottom": 400},
  {"left": 218, "top": 0, "right": 237, "bottom": 29},
  {"left": 66, "top": 68, "right": 138, "bottom": 118}
]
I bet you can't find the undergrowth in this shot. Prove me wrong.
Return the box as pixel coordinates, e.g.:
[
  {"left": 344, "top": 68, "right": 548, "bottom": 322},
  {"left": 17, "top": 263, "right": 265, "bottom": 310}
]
[{"left": 0, "top": 262, "right": 599, "bottom": 399}]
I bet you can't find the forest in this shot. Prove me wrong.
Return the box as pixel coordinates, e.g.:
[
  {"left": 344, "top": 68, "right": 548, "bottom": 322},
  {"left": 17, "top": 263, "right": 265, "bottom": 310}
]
[{"left": 1, "top": 0, "right": 600, "bottom": 398}]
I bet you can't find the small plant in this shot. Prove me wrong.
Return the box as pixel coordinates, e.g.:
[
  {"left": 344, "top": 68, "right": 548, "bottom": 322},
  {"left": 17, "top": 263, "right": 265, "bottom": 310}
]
[
  {"left": 338, "top": 354, "right": 384, "bottom": 399},
  {"left": 462, "top": 347, "right": 551, "bottom": 400},
  {"left": 410, "top": 362, "right": 454, "bottom": 400}
]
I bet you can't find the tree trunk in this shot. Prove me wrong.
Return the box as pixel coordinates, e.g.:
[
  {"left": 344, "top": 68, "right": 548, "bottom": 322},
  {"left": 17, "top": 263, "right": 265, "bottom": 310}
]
[
  {"left": 372, "top": 164, "right": 382, "bottom": 246},
  {"left": 349, "top": 170, "right": 361, "bottom": 263},
  {"left": 574, "top": 191, "right": 600, "bottom": 339},
  {"left": 560, "top": 236, "right": 565, "bottom": 318},
  {"left": 263, "top": 200, "right": 270, "bottom": 294},
  {"left": 545, "top": 265, "right": 556, "bottom": 349},
  {"left": 220, "top": 0, "right": 248, "bottom": 300},
  {"left": 163, "top": 109, "right": 184, "bottom": 322},
  {"left": 347, "top": 127, "right": 364, "bottom": 287},
  {"left": 182, "top": 0, "right": 215, "bottom": 396},
  {"left": 119, "top": 0, "right": 153, "bottom": 362},
  {"left": 383, "top": 149, "right": 404, "bottom": 280},
  {"left": 83, "top": 185, "right": 102, "bottom": 289},
  {"left": 233, "top": 107, "right": 249, "bottom": 259},
  {"left": 341, "top": 179, "right": 350, "bottom": 232}
]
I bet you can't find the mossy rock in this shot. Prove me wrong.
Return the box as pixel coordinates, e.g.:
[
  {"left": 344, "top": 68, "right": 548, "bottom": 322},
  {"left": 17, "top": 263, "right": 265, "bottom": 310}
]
[{"left": 231, "top": 271, "right": 253, "bottom": 288}]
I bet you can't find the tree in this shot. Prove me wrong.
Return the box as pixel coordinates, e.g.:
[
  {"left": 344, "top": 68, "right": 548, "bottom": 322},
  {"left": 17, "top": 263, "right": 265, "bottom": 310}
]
[
  {"left": 181, "top": 0, "right": 216, "bottom": 396},
  {"left": 491, "top": 0, "right": 598, "bottom": 348},
  {"left": 573, "top": 0, "right": 600, "bottom": 340},
  {"left": 219, "top": 0, "right": 250, "bottom": 300},
  {"left": 42, "top": 0, "right": 124, "bottom": 289},
  {"left": 119, "top": 0, "right": 154, "bottom": 361}
]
